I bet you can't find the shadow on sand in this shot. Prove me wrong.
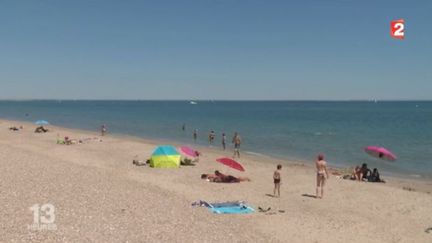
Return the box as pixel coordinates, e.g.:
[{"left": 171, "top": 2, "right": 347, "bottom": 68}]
[{"left": 301, "top": 194, "right": 317, "bottom": 199}]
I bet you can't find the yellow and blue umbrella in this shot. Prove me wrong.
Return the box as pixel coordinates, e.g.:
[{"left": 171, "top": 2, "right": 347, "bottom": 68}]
[{"left": 150, "top": 145, "right": 180, "bottom": 168}]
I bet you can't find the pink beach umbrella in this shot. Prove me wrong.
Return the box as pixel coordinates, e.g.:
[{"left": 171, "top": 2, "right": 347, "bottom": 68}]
[
  {"left": 179, "top": 146, "right": 198, "bottom": 158},
  {"left": 364, "top": 146, "right": 397, "bottom": 161}
]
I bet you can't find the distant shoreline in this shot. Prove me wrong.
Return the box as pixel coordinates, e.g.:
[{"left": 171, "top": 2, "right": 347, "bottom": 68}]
[{"left": 2, "top": 117, "right": 431, "bottom": 185}]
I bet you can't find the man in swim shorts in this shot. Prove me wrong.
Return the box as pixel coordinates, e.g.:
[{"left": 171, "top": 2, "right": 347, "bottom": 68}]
[{"left": 232, "top": 132, "right": 242, "bottom": 158}]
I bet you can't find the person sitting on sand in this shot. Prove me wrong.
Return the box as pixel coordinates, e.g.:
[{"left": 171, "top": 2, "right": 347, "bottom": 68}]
[
  {"left": 369, "top": 168, "right": 385, "bottom": 183},
  {"left": 35, "top": 126, "right": 48, "bottom": 133},
  {"left": 351, "top": 166, "right": 361, "bottom": 180},
  {"left": 64, "top": 136, "right": 72, "bottom": 145},
  {"left": 195, "top": 151, "right": 201, "bottom": 160},
  {"left": 360, "top": 163, "right": 371, "bottom": 181}
]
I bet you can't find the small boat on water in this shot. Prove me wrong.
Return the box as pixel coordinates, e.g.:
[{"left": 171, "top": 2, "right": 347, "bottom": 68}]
[{"left": 190, "top": 101, "right": 197, "bottom": 105}]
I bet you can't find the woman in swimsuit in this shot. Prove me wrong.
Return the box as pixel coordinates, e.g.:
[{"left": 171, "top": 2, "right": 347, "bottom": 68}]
[{"left": 316, "top": 154, "right": 329, "bottom": 199}]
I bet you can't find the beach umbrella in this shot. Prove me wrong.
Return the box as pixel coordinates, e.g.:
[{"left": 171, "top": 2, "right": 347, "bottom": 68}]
[
  {"left": 150, "top": 145, "right": 181, "bottom": 168},
  {"left": 216, "top": 157, "right": 245, "bottom": 172},
  {"left": 364, "top": 146, "right": 397, "bottom": 161},
  {"left": 179, "top": 146, "right": 198, "bottom": 158},
  {"left": 35, "top": 120, "right": 50, "bottom": 125}
]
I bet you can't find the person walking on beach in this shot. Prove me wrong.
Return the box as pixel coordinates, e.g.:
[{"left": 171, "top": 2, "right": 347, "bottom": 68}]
[
  {"left": 316, "top": 154, "right": 329, "bottom": 199},
  {"left": 232, "top": 132, "right": 241, "bottom": 158},
  {"left": 193, "top": 129, "right": 198, "bottom": 142},
  {"left": 222, "top": 133, "right": 226, "bottom": 150},
  {"left": 273, "top": 164, "right": 282, "bottom": 197},
  {"left": 101, "top": 124, "right": 107, "bottom": 136}
]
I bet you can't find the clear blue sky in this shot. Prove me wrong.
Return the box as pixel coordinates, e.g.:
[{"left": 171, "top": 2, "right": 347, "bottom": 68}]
[{"left": 0, "top": 0, "right": 431, "bottom": 100}]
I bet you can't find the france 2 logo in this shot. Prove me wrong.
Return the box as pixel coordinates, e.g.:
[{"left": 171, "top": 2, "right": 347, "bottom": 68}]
[{"left": 390, "top": 19, "right": 404, "bottom": 40}]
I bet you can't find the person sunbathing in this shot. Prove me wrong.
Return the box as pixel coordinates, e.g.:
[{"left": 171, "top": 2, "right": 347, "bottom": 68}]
[
  {"left": 201, "top": 170, "right": 250, "bottom": 183},
  {"left": 9, "top": 126, "right": 19, "bottom": 131}
]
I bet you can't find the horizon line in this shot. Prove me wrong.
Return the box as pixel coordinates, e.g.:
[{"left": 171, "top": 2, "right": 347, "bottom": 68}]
[{"left": 0, "top": 99, "right": 431, "bottom": 102}]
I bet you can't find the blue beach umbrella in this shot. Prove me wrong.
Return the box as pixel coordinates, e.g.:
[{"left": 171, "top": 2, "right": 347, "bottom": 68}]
[{"left": 35, "top": 120, "right": 50, "bottom": 125}]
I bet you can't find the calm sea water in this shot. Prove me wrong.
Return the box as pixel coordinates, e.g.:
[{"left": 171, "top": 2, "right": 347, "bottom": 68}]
[{"left": 1, "top": 100, "right": 431, "bottom": 178}]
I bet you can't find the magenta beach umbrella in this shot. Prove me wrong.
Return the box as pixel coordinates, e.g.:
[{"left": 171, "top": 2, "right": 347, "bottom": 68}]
[
  {"left": 364, "top": 146, "right": 397, "bottom": 161},
  {"left": 179, "top": 146, "right": 198, "bottom": 158}
]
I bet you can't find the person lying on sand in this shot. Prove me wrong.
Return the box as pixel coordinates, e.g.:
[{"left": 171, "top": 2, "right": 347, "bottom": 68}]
[
  {"left": 132, "top": 157, "right": 147, "bottom": 166},
  {"left": 56, "top": 136, "right": 79, "bottom": 145},
  {"left": 201, "top": 170, "right": 250, "bottom": 183},
  {"left": 9, "top": 126, "right": 20, "bottom": 131}
]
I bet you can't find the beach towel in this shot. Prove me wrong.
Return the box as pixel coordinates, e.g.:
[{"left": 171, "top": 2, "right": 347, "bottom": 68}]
[{"left": 191, "top": 200, "right": 254, "bottom": 214}]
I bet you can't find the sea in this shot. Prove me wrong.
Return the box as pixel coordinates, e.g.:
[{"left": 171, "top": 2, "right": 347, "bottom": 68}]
[{"left": 0, "top": 100, "right": 431, "bottom": 179}]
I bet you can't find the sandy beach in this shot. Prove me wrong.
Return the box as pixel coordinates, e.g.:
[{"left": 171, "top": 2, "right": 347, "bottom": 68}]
[{"left": 1, "top": 119, "right": 431, "bottom": 243}]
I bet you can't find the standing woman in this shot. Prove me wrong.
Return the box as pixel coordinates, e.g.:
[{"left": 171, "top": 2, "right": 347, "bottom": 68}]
[
  {"left": 315, "top": 154, "right": 329, "bottom": 199},
  {"left": 221, "top": 133, "right": 226, "bottom": 150}
]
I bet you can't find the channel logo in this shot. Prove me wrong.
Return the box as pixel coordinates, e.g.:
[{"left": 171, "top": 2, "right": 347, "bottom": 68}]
[{"left": 390, "top": 19, "right": 405, "bottom": 40}]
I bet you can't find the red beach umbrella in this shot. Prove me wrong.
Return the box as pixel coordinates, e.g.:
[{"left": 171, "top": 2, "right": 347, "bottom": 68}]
[
  {"left": 364, "top": 146, "right": 397, "bottom": 161},
  {"left": 216, "top": 157, "right": 245, "bottom": 172}
]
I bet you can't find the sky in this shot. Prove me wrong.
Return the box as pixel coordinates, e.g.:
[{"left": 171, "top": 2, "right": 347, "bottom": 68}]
[{"left": 0, "top": 0, "right": 431, "bottom": 100}]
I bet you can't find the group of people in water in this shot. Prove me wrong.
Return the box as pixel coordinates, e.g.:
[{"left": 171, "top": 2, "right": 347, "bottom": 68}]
[{"left": 183, "top": 124, "right": 242, "bottom": 158}]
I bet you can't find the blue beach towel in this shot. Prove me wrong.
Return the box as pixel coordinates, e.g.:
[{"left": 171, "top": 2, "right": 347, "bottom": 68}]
[{"left": 192, "top": 200, "right": 255, "bottom": 214}]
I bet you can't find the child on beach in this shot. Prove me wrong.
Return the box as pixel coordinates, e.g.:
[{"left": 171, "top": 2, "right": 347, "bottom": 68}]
[{"left": 273, "top": 164, "right": 282, "bottom": 197}]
